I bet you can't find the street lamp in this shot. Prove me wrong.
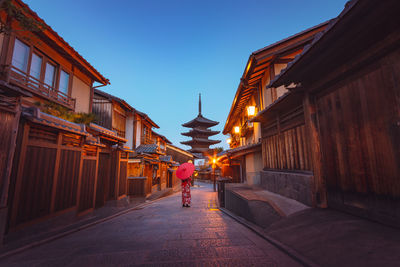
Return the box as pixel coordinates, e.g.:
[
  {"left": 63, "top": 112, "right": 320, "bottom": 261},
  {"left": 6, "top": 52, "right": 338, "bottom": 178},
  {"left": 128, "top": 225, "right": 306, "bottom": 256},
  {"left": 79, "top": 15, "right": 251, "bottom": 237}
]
[{"left": 234, "top": 126, "right": 240, "bottom": 134}]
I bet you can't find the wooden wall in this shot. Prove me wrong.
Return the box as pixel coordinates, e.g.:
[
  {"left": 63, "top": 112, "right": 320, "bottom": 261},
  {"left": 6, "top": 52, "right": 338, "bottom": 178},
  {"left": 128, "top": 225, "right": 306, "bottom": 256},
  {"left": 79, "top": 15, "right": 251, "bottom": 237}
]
[
  {"left": 92, "top": 99, "right": 112, "bottom": 129},
  {"left": 261, "top": 106, "right": 312, "bottom": 171},
  {"left": 316, "top": 49, "right": 400, "bottom": 205}
]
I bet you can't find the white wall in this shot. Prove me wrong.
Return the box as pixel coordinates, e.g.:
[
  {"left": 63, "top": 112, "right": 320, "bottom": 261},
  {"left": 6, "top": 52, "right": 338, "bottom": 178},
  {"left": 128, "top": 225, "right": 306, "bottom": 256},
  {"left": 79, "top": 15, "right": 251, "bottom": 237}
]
[
  {"left": 125, "top": 115, "right": 134, "bottom": 149},
  {"left": 135, "top": 118, "right": 142, "bottom": 148},
  {"left": 71, "top": 76, "right": 91, "bottom": 113},
  {"left": 276, "top": 85, "right": 288, "bottom": 99}
]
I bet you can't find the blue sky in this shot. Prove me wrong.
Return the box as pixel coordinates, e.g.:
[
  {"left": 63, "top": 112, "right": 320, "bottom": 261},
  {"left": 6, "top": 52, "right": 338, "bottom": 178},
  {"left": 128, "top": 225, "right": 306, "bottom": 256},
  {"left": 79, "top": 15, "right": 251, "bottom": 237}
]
[{"left": 25, "top": 0, "right": 347, "bottom": 150}]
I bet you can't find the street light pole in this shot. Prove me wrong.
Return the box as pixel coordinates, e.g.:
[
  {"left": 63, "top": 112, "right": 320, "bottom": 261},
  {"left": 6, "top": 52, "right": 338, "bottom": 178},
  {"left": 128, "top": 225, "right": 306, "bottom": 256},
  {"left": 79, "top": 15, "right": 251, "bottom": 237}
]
[
  {"left": 213, "top": 166, "right": 216, "bottom": 192},
  {"left": 212, "top": 158, "right": 216, "bottom": 192}
]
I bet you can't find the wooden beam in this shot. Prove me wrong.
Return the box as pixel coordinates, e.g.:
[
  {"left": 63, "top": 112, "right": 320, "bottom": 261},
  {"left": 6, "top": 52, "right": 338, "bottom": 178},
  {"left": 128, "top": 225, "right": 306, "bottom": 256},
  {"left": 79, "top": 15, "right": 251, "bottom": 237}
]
[
  {"left": 275, "top": 58, "right": 295, "bottom": 64},
  {"left": 303, "top": 92, "right": 327, "bottom": 208}
]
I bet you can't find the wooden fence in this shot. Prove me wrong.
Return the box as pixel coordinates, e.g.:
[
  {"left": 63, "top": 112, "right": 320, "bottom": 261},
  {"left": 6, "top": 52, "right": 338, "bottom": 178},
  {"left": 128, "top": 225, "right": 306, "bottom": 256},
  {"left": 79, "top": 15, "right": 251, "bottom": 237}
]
[{"left": 7, "top": 122, "right": 102, "bottom": 228}]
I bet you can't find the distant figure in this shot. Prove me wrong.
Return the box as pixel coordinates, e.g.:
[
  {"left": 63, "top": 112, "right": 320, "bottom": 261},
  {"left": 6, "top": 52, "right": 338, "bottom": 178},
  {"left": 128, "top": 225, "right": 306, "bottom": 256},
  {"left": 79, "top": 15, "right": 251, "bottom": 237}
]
[
  {"left": 176, "top": 162, "right": 195, "bottom": 208},
  {"left": 181, "top": 177, "right": 191, "bottom": 207}
]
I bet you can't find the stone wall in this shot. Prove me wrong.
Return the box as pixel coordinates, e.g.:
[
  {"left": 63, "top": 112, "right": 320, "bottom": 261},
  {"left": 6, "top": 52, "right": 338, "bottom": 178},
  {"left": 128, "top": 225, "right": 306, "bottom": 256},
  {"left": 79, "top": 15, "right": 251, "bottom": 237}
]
[{"left": 259, "top": 170, "right": 313, "bottom": 206}]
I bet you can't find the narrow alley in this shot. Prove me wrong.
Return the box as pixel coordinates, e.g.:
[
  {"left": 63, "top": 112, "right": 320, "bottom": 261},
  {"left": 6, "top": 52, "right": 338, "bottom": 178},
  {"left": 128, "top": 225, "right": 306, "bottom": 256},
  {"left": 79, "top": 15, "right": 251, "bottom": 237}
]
[{"left": 0, "top": 183, "right": 300, "bottom": 266}]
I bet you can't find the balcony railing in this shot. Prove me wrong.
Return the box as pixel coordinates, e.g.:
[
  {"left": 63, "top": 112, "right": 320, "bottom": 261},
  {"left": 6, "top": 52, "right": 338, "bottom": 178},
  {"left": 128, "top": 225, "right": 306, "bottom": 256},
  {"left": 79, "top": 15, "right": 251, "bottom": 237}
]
[
  {"left": 5, "top": 65, "right": 76, "bottom": 109},
  {"left": 112, "top": 127, "right": 126, "bottom": 138}
]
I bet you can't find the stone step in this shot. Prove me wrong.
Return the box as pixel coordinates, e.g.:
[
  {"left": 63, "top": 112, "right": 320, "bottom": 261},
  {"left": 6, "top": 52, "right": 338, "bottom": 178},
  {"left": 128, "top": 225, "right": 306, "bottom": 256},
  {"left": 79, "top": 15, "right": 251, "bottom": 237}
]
[{"left": 224, "top": 183, "right": 310, "bottom": 228}]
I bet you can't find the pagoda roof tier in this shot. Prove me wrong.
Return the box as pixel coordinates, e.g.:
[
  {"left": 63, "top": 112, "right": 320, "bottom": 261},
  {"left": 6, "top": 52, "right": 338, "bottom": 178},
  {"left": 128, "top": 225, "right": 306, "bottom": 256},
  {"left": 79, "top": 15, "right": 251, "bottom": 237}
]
[
  {"left": 182, "top": 114, "right": 219, "bottom": 128},
  {"left": 181, "top": 128, "right": 220, "bottom": 137},
  {"left": 188, "top": 147, "right": 211, "bottom": 153},
  {"left": 180, "top": 138, "right": 221, "bottom": 146}
]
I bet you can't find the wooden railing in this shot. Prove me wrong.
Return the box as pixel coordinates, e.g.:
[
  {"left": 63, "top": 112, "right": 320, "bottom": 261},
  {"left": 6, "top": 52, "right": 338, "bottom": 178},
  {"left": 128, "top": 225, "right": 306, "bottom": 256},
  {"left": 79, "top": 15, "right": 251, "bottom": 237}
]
[
  {"left": 6, "top": 65, "right": 76, "bottom": 109},
  {"left": 112, "top": 127, "right": 126, "bottom": 138}
]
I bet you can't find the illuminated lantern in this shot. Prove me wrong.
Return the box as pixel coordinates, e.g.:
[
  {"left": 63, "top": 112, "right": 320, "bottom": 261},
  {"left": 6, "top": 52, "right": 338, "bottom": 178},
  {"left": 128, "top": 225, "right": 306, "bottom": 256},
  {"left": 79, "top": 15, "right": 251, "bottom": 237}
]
[{"left": 247, "top": 106, "right": 256, "bottom": 117}]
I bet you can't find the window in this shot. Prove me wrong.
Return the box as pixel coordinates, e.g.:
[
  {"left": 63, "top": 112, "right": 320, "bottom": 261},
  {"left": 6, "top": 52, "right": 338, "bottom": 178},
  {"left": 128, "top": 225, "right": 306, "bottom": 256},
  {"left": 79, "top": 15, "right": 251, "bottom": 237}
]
[
  {"left": 44, "top": 62, "right": 56, "bottom": 87},
  {"left": 12, "top": 39, "right": 29, "bottom": 73},
  {"left": 11, "top": 37, "right": 72, "bottom": 94},
  {"left": 29, "top": 53, "right": 42, "bottom": 80},
  {"left": 59, "top": 70, "right": 69, "bottom": 94}
]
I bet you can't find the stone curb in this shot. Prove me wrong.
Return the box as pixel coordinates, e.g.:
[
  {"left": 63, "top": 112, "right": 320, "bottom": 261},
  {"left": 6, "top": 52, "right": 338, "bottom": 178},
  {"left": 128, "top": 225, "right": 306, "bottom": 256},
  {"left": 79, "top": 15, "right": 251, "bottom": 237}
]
[
  {"left": 219, "top": 207, "right": 320, "bottom": 267},
  {"left": 0, "top": 192, "right": 176, "bottom": 260}
]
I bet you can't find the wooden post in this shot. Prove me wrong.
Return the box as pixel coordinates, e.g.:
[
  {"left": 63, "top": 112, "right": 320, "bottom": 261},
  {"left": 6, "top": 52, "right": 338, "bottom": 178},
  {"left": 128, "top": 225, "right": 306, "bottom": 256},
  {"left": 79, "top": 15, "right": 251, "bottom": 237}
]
[
  {"left": 9, "top": 123, "right": 30, "bottom": 227},
  {"left": 303, "top": 92, "right": 327, "bottom": 208},
  {"left": 0, "top": 100, "right": 21, "bottom": 207},
  {"left": 213, "top": 167, "right": 216, "bottom": 192},
  {"left": 75, "top": 138, "right": 85, "bottom": 212},
  {"left": 92, "top": 147, "right": 99, "bottom": 208}
]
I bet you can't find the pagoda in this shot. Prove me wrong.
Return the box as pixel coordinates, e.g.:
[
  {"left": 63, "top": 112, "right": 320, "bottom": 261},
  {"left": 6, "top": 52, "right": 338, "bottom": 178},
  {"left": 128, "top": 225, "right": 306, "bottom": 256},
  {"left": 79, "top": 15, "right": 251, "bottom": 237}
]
[{"left": 181, "top": 94, "right": 220, "bottom": 155}]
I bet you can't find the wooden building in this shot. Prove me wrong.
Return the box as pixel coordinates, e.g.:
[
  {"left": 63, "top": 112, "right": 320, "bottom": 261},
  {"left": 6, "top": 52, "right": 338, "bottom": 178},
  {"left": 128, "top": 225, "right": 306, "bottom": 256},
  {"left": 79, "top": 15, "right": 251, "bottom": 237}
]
[
  {"left": 0, "top": 0, "right": 110, "bottom": 241},
  {"left": 131, "top": 132, "right": 173, "bottom": 196},
  {"left": 260, "top": 0, "right": 400, "bottom": 224},
  {"left": 221, "top": 21, "right": 328, "bottom": 187}
]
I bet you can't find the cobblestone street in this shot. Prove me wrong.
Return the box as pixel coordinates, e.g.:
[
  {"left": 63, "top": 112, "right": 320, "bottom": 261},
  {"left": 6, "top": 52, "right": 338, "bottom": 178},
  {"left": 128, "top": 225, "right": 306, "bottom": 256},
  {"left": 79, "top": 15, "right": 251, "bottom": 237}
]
[{"left": 0, "top": 182, "right": 300, "bottom": 266}]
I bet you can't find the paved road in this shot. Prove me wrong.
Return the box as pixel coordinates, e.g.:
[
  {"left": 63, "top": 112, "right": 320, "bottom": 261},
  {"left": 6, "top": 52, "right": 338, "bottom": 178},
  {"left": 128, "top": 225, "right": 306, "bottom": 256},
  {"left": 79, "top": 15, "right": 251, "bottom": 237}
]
[{"left": 1, "top": 183, "right": 300, "bottom": 266}]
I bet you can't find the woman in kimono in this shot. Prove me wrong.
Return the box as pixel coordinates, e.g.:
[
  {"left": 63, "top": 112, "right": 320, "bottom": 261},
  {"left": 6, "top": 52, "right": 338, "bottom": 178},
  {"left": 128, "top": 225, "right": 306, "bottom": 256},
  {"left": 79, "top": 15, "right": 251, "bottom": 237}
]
[{"left": 181, "top": 177, "right": 191, "bottom": 207}]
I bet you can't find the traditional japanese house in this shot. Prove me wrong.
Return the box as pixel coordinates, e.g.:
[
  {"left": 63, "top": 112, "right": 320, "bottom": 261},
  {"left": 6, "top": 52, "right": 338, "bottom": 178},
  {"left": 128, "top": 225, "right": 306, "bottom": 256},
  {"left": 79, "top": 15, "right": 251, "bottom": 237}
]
[
  {"left": 166, "top": 143, "right": 195, "bottom": 164},
  {"left": 132, "top": 131, "right": 172, "bottom": 196},
  {"left": 0, "top": 0, "right": 110, "bottom": 240},
  {"left": 261, "top": 0, "right": 400, "bottom": 224},
  {"left": 221, "top": 21, "right": 328, "bottom": 186},
  {"left": 91, "top": 89, "right": 143, "bottom": 205},
  {"left": 181, "top": 94, "right": 220, "bottom": 154}
]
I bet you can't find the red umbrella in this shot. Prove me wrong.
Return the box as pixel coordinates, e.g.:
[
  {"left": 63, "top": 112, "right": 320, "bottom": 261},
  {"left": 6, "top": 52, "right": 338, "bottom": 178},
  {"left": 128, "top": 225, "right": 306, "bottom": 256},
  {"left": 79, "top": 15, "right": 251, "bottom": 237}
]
[{"left": 176, "top": 162, "right": 195, "bottom": 180}]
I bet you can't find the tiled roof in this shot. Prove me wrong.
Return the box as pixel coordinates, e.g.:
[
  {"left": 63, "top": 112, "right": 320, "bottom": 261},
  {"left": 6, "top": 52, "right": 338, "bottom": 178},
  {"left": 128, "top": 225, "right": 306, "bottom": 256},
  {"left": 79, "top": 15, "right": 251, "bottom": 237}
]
[
  {"left": 180, "top": 137, "right": 221, "bottom": 146},
  {"left": 135, "top": 144, "right": 158, "bottom": 154},
  {"left": 270, "top": 0, "right": 360, "bottom": 88},
  {"left": 182, "top": 115, "right": 219, "bottom": 128}
]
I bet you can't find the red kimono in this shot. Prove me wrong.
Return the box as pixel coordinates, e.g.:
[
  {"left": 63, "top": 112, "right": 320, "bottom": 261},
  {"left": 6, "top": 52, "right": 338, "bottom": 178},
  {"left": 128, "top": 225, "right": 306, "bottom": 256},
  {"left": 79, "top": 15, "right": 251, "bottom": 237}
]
[{"left": 181, "top": 178, "right": 191, "bottom": 206}]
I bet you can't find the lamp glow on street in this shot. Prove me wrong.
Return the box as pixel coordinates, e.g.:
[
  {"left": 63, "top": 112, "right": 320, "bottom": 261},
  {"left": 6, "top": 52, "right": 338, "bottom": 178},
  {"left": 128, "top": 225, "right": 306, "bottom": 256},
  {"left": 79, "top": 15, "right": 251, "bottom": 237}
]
[
  {"left": 247, "top": 106, "right": 256, "bottom": 117},
  {"left": 234, "top": 126, "right": 240, "bottom": 133},
  {"left": 226, "top": 138, "right": 231, "bottom": 144}
]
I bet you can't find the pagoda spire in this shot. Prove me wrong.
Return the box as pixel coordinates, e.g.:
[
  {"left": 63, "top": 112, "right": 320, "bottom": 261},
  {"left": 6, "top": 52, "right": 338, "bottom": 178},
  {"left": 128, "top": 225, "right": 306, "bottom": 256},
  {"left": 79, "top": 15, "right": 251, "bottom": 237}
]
[{"left": 199, "top": 93, "right": 202, "bottom": 115}]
